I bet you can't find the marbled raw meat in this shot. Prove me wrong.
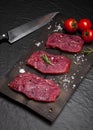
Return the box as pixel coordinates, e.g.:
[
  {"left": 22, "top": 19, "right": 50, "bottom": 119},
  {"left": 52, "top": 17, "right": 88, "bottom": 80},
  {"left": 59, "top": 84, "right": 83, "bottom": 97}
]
[
  {"left": 46, "top": 33, "right": 84, "bottom": 53},
  {"left": 26, "top": 51, "right": 70, "bottom": 74},
  {"left": 8, "top": 72, "right": 61, "bottom": 102}
]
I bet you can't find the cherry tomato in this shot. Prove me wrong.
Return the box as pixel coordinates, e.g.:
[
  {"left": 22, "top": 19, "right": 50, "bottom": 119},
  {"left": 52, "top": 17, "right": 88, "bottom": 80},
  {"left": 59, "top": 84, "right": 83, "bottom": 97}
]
[
  {"left": 64, "top": 18, "right": 78, "bottom": 33},
  {"left": 78, "top": 18, "right": 92, "bottom": 32},
  {"left": 82, "top": 29, "right": 93, "bottom": 43}
]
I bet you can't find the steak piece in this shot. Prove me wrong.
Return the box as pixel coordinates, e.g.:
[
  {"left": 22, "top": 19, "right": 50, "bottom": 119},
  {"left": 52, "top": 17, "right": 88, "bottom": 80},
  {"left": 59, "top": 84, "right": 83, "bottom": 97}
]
[
  {"left": 46, "top": 33, "right": 84, "bottom": 53},
  {"left": 8, "top": 72, "right": 60, "bottom": 102},
  {"left": 26, "top": 51, "right": 70, "bottom": 74}
]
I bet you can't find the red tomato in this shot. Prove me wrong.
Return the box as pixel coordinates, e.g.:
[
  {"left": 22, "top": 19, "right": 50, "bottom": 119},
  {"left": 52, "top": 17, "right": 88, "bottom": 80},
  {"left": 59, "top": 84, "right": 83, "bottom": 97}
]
[
  {"left": 64, "top": 18, "right": 78, "bottom": 33},
  {"left": 82, "top": 29, "right": 93, "bottom": 43},
  {"left": 78, "top": 18, "right": 92, "bottom": 31}
]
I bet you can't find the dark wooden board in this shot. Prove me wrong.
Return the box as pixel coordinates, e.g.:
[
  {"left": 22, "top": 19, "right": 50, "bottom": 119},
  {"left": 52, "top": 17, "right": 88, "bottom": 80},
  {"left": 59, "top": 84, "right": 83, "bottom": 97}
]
[{"left": 0, "top": 13, "right": 93, "bottom": 122}]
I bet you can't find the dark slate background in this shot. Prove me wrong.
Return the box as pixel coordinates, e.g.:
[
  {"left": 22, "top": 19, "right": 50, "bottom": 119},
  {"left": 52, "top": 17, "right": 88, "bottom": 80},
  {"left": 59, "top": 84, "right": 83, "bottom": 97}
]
[{"left": 0, "top": 0, "right": 93, "bottom": 130}]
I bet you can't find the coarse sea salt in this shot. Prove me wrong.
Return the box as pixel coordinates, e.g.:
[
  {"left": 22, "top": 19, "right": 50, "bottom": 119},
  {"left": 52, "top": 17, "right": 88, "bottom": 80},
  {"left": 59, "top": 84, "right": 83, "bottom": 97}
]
[
  {"left": 73, "top": 73, "right": 76, "bottom": 76},
  {"left": 35, "top": 42, "right": 41, "bottom": 47},
  {"left": 72, "top": 84, "right": 76, "bottom": 89},
  {"left": 73, "top": 54, "right": 87, "bottom": 65},
  {"left": 80, "top": 76, "right": 83, "bottom": 79},
  {"left": 47, "top": 25, "right": 52, "bottom": 29},
  {"left": 71, "top": 76, "right": 75, "bottom": 80},
  {"left": 59, "top": 73, "right": 77, "bottom": 90},
  {"left": 19, "top": 68, "right": 25, "bottom": 73},
  {"left": 53, "top": 23, "right": 63, "bottom": 32},
  {"left": 35, "top": 41, "right": 43, "bottom": 47}
]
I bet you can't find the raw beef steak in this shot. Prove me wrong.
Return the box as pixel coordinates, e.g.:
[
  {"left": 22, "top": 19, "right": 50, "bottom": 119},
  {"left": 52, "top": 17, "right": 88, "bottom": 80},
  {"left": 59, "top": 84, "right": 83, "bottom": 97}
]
[
  {"left": 26, "top": 51, "right": 70, "bottom": 74},
  {"left": 46, "top": 33, "right": 84, "bottom": 53},
  {"left": 8, "top": 72, "right": 61, "bottom": 102}
]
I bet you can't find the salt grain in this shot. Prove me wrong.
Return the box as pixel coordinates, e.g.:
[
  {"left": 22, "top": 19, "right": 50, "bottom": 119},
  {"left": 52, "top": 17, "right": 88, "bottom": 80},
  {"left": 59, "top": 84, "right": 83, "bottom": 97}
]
[
  {"left": 71, "top": 76, "right": 75, "bottom": 80},
  {"left": 48, "top": 25, "right": 52, "bottom": 29},
  {"left": 35, "top": 42, "right": 41, "bottom": 47},
  {"left": 80, "top": 76, "right": 83, "bottom": 79},
  {"left": 73, "top": 73, "right": 76, "bottom": 76},
  {"left": 75, "top": 54, "right": 86, "bottom": 63},
  {"left": 19, "top": 68, "right": 25, "bottom": 73},
  {"left": 53, "top": 23, "right": 63, "bottom": 32},
  {"left": 72, "top": 84, "right": 76, "bottom": 89},
  {"left": 35, "top": 41, "right": 43, "bottom": 47},
  {"left": 63, "top": 78, "right": 70, "bottom": 83}
]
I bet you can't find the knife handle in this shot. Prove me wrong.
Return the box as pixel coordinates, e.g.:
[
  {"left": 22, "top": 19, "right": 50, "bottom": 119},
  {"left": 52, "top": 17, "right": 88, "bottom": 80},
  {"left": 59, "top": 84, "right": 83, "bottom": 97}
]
[{"left": 0, "top": 33, "right": 9, "bottom": 42}]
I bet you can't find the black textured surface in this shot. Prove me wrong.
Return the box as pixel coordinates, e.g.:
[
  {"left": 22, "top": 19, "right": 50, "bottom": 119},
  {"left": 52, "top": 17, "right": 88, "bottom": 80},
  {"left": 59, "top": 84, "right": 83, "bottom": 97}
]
[{"left": 0, "top": 0, "right": 93, "bottom": 129}]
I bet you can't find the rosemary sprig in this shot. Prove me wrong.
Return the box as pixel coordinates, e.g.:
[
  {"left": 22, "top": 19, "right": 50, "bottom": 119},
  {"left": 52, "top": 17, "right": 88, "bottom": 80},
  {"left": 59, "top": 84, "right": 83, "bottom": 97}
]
[
  {"left": 41, "top": 54, "right": 53, "bottom": 65},
  {"left": 82, "top": 47, "right": 93, "bottom": 55}
]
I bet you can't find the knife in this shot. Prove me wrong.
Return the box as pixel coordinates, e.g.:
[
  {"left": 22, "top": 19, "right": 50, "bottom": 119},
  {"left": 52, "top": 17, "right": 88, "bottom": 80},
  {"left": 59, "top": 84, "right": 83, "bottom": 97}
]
[{"left": 0, "top": 12, "right": 59, "bottom": 44}]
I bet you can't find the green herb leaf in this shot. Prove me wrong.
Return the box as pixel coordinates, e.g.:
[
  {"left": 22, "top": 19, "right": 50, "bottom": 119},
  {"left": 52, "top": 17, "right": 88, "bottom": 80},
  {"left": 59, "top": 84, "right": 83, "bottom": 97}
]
[
  {"left": 41, "top": 54, "right": 53, "bottom": 65},
  {"left": 82, "top": 47, "right": 93, "bottom": 55}
]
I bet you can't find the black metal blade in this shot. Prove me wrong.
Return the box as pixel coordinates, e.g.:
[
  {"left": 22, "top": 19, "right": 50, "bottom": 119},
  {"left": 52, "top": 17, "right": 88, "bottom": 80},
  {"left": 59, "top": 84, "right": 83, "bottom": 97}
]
[{"left": 8, "top": 12, "right": 59, "bottom": 43}]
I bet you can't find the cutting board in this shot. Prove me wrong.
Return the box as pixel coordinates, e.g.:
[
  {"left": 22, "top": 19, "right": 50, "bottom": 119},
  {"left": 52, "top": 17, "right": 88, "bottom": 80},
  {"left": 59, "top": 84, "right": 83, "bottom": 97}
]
[{"left": 0, "top": 13, "right": 93, "bottom": 122}]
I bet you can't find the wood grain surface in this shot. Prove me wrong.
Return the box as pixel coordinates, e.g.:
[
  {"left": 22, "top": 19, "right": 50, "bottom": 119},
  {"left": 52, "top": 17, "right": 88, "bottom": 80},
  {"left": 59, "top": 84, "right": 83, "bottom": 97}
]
[{"left": 0, "top": 13, "right": 93, "bottom": 122}]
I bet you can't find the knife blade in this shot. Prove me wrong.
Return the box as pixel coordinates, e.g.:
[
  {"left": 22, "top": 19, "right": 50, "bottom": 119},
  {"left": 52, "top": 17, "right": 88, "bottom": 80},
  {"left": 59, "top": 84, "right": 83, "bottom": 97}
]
[{"left": 0, "top": 12, "right": 59, "bottom": 44}]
